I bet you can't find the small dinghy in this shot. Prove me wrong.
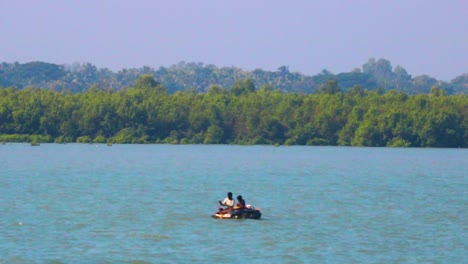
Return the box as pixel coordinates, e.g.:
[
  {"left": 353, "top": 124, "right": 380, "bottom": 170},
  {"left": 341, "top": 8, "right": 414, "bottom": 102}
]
[{"left": 212, "top": 205, "right": 262, "bottom": 219}]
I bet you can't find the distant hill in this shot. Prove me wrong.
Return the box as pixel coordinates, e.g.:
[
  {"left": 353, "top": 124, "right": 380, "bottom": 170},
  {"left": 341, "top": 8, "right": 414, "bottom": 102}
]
[{"left": 0, "top": 59, "right": 466, "bottom": 94}]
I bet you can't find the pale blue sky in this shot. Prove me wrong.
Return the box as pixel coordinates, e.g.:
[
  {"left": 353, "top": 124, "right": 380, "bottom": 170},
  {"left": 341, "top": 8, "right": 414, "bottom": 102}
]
[{"left": 1, "top": 0, "right": 467, "bottom": 80}]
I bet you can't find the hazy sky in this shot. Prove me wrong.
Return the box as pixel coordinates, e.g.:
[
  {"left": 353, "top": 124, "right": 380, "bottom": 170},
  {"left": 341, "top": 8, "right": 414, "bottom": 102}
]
[{"left": 1, "top": 0, "right": 467, "bottom": 80}]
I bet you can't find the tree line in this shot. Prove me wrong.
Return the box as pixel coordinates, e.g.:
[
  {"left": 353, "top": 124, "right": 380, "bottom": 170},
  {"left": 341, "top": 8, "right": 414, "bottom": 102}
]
[
  {"left": 1, "top": 59, "right": 467, "bottom": 95},
  {"left": 0, "top": 75, "right": 466, "bottom": 147}
]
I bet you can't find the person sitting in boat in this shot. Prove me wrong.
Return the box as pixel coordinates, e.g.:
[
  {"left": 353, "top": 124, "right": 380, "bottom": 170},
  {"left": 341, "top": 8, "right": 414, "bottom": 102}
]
[
  {"left": 219, "top": 192, "right": 234, "bottom": 208},
  {"left": 234, "top": 195, "right": 246, "bottom": 210},
  {"left": 218, "top": 192, "right": 234, "bottom": 213}
]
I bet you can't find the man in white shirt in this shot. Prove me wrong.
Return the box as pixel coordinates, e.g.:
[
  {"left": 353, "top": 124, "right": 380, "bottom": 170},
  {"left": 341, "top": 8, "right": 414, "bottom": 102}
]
[{"left": 218, "top": 192, "right": 234, "bottom": 212}]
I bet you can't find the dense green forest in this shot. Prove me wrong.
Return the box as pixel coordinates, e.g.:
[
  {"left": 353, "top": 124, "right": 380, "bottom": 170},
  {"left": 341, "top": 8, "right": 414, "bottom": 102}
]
[
  {"left": 1, "top": 58, "right": 467, "bottom": 94},
  {"left": 0, "top": 75, "right": 466, "bottom": 147}
]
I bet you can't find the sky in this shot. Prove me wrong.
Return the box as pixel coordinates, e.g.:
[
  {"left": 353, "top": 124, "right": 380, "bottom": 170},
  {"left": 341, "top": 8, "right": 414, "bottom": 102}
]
[{"left": 1, "top": 0, "right": 467, "bottom": 81}]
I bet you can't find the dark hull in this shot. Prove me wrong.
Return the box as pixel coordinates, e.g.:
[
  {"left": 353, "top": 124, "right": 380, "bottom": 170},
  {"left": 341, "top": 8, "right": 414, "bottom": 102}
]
[{"left": 212, "top": 208, "right": 261, "bottom": 219}]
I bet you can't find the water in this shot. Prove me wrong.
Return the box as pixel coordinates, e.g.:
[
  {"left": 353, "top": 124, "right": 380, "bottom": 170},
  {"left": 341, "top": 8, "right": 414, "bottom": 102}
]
[{"left": 0, "top": 144, "right": 466, "bottom": 263}]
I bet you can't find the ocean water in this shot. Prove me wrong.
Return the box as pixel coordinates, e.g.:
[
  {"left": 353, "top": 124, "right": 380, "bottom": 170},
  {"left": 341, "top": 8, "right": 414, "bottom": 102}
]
[{"left": 0, "top": 144, "right": 466, "bottom": 263}]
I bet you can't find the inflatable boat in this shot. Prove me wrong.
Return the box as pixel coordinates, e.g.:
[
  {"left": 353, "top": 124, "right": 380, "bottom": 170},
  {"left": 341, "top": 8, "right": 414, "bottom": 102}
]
[{"left": 212, "top": 206, "right": 261, "bottom": 219}]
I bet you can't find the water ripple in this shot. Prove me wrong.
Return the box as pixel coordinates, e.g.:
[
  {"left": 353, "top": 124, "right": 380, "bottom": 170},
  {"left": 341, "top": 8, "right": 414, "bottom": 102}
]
[{"left": 0, "top": 144, "right": 466, "bottom": 263}]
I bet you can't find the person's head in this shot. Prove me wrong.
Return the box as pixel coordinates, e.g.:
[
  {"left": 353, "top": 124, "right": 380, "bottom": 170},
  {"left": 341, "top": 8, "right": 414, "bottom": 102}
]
[
  {"left": 227, "top": 192, "right": 233, "bottom": 199},
  {"left": 237, "top": 195, "right": 242, "bottom": 200}
]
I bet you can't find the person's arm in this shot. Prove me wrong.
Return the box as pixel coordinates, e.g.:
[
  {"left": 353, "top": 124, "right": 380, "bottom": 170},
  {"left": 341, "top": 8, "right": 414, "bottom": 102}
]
[{"left": 219, "top": 198, "right": 227, "bottom": 206}]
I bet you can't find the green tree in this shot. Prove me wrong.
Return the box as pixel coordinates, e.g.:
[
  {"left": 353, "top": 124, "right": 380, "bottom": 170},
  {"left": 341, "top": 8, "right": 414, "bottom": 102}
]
[
  {"left": 231, "top": 78, "right": 256, "bottom": 96},
  {"left": 318, "top": 80, "right": 341, "bottom": 94},
  {"left": 204, "top": 125, "right": 224, "bottom": 144}
]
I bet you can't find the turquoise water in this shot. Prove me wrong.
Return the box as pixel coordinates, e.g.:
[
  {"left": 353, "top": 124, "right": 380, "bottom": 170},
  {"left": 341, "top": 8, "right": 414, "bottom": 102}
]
[{"left": 0, "top": 144, "right": 466, "bottom": 263}]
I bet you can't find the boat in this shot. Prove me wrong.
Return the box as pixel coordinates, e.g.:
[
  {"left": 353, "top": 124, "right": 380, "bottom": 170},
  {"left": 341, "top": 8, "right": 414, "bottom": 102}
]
[{"left": 212, "top": 205, "right": 262, "bottom": 219}]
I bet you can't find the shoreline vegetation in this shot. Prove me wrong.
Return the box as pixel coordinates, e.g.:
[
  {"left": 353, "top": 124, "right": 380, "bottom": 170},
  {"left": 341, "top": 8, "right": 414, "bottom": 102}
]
[{"left": 0, "top": 75, "right": 467, "bottom": 148}]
